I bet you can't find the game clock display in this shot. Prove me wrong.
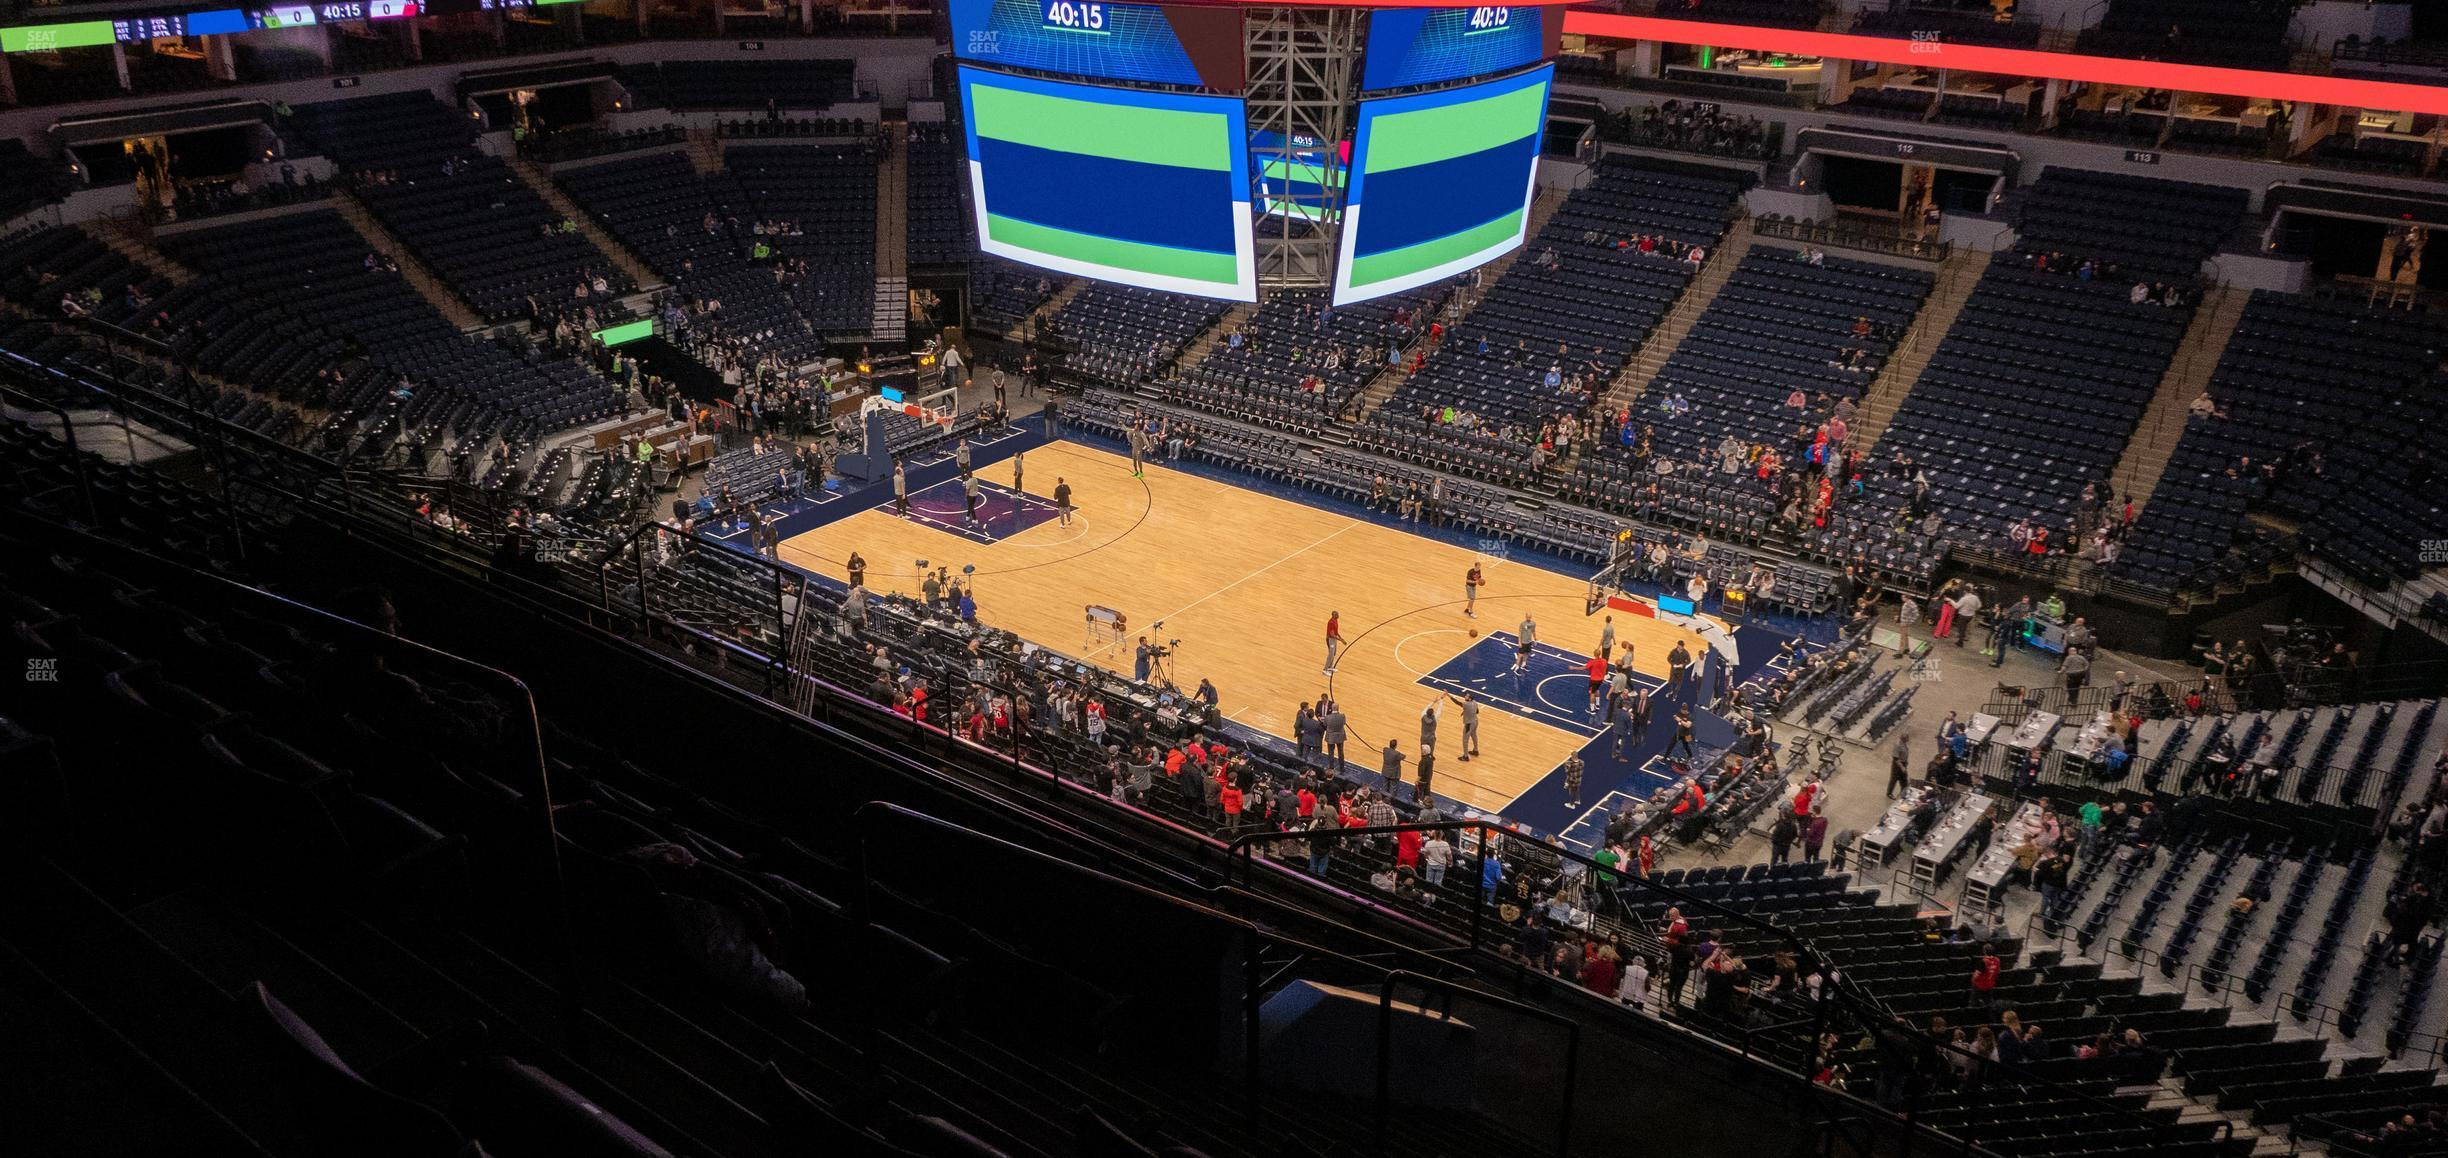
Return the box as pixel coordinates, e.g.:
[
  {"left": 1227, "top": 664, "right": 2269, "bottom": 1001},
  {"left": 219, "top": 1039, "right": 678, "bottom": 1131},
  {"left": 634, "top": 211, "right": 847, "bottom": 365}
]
[
  {"left": 1040, "top": 0, "right": 1107, "bottom": 33},
  {"left": 1361, "top": 5, "right": 1563, "bottom": 91},
  {"left": 949, "top": 0, "right": 1244, "bottom": 90}
]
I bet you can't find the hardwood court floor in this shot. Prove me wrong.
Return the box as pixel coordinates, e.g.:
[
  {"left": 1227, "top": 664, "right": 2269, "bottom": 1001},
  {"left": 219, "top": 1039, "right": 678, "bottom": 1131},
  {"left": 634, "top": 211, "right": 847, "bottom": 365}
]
[{"left": 777, "top": 440, "right": 1706, "bottom": 812}]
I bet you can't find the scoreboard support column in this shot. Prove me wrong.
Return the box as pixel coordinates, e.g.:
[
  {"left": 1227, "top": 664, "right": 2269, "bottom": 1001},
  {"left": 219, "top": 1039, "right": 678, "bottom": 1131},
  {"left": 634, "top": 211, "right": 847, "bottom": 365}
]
[{"left": 1246, "top": 6, "right": 1361, "bottom": 291}]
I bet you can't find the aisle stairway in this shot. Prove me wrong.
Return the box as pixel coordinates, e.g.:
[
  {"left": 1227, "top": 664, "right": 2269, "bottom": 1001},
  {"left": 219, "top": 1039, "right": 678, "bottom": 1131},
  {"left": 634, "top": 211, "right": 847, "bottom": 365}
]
[
  {"left": 1849, "top": 251, "right": 1984, "bottom": 454},
  {"left": 687, "top": 127, "right": 727, "bottom": 175},
  {"left": 1594, "top": 214, "right": 1753, "bottom": 418},
  {"left": 2109, "top": 285, "right": 2251, "bottom": 509},
  {"left": 87, "top": 212, "right": 197, "bottom": 286},
  {"left": 872, "top": 124, "right": 910, "bottom": 343},
  {"left": 876, "top": 121, "right": 908, "bottom": 283},
  {"left": 331, "top": 191, "right": 485, "bottom": 332}
]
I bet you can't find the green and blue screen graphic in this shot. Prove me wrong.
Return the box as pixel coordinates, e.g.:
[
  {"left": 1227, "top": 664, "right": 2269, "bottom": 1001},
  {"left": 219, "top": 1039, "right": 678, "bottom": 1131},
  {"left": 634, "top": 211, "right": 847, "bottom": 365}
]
[
  {"left": 960, "top": 66, "right": 1257, "bottom": 301},
  {"left": 1333, "top": 65, "right": 1552, "bottom": 305}
]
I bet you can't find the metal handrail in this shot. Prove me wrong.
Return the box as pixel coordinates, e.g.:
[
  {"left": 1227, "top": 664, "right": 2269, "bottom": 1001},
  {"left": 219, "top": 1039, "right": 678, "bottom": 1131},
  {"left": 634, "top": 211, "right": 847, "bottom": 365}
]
[
  {"left": 1755, "top": 216, "right": 1953, "bottom": 264},
  {"left": 0, "top": 500, "right": 574, "bottom": 1014},
  {"left": 1220, "top": 815, "right": 2193, "bottom": 1155},
  {"left": 854, "top": 802, "right": 1581, "bottom": 1158}
]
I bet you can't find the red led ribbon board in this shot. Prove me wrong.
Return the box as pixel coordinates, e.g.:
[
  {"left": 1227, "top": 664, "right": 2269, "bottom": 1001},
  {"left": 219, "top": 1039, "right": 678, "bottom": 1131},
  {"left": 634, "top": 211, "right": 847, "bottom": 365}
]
[{"left": 1557, "top": 12, "right": 2448, "bottom": 117}]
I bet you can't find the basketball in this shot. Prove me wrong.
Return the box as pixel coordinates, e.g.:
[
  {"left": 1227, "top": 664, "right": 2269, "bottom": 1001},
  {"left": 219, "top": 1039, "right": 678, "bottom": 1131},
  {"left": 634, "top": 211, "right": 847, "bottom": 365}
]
[{"left": 1468, "top": 628, "right": 1478, "bottom": 638}]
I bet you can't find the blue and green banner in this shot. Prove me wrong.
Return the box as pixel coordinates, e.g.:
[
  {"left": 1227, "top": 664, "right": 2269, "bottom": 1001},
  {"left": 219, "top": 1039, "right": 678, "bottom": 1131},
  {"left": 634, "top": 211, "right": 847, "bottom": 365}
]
[
  {"left": 1333, "top": 65, "right": 1552, "bottom": 306},
  {"left": 959, "top": 66, "right": 1255, "bottom": 301}
]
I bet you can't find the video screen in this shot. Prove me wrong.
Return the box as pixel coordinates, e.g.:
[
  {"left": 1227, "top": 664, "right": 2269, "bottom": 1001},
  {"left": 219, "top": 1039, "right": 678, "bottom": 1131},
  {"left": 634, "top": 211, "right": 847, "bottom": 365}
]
[
  {"left": 949, "top": 0, "right": 1246, "bottom": 91},
  {"left": 1333, "top": 65, "right": 1552, "bottom": 306},
  {"left": 959, "top": 66, "right": 1257, "bottom": 302},
  {"left": 1361, "top": 6, "right": 1563, "bottom": 92}
]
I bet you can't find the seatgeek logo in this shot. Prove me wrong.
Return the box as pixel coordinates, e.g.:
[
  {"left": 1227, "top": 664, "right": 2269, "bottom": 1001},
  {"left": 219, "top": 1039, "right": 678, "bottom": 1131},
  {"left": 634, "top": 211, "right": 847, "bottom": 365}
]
[
  {"left": 1910, "top": 30, "right": 1943, "bottom": 54},
  {"left": 968, "top": 30, "right": 1000, "bottom": 56}
]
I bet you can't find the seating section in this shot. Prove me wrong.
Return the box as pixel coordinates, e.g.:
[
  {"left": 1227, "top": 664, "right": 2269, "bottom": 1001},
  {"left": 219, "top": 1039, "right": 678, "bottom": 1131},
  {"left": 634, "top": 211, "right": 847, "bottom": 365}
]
[
  {"left": 1595, "top": 246, "right": 1930, "bottom": 484},
  {"left": 724, "top": 144, "right": 880, "bottom": 335},
  {"left": 904, "top": 123, "right": 968, "bottom": 270},
  {"left": 2303, "top": 356, "right": 2448, "bottom": 592},
  {"left": 288, "top": 92, "right": 633, "bottom": 322},
  {"left": 1173, "top": 288, "right": 1443, "bottom": 436},
  {"left": 2081, "top": 0, "right": 2292, "bottom": 69},
  {"left": 2014, "top": 168, "right": 2244, "bottom": 284},
  {"left": 2118, "top": 700, "right": 2448, "bottom": 827},
  {"left": 553, "top": 150, "right": 829, "bottom": 368},
  {"left": 1559, "top": 246, "right": 1934, "bottom": 583},
  {"left": 1043, "top": 283, "right": 1229, "bottom": 384},
  {"left": 1867, "top": 169, "right": 2240, "bottom": 549},
  {"left": 1373, "top": 157, "right": 1745, "bottom": 434},
  {"left": 1605, "top": 100, "right": 1781, "bottom": 161},
  {"left": 2118, "top": 294, "right": 2448, "bottom": 593},
  {"left": 1067, "top": 391, "right": 1625, "bottom": 567},
  {"left": 969, "top": 258, "right": 1065, "bottom": 336},
  {"left": 159, "top": 208, "right": 620, "bottom": 452}
]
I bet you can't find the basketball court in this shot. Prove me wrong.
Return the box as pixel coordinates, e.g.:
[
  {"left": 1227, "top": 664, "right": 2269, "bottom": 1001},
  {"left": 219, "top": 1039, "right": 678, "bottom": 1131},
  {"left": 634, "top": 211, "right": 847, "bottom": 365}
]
[{"left": 776, "top": 438, "right": 1716, "bottom": 814}]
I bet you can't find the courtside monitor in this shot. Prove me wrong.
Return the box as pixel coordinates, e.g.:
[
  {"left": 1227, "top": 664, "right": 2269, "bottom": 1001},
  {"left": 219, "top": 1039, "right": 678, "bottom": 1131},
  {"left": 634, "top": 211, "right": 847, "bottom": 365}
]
[
  {"left": 958, "top": 66, "right": 1259, "bottom": 302},
  {"left": 1332, "top": 64, "right": 1552, "bottom": 306}
]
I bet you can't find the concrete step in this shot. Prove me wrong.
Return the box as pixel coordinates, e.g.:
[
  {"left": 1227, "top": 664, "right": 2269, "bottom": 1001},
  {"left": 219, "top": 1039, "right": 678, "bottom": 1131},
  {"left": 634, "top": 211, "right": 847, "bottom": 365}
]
[
  {"left": 686, "top": 129, "right": 726, "bottom": 175},
  {"left": 877, "top": 120, "right": 909, "bottom": 281},
  {"left": 872, "top": 274, "right": 908, "bottom": 345}
]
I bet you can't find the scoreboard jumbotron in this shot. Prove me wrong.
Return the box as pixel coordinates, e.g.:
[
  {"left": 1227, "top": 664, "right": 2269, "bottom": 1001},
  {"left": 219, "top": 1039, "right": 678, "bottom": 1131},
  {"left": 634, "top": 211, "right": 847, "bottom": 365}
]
[{"left": 947, "top": 1, "right": 1567, "bottom": 303}]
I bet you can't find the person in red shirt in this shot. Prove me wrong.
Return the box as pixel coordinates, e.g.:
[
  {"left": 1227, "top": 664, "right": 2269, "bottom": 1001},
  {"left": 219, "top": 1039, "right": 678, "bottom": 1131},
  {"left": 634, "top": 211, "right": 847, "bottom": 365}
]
[
  {"left": 1671, "top": 780, "right": 1707, "bottom": 815},
  {"left": 1325, "top": 611, "right": 1342, "bottom": 673},
  {"left": 1637, "top": 834, "right": 1656, "bottom": 878},
  {"left": 1793, "top": 780, "right": 1820, "bottom": 817},
  {"left": 1295, "top": 785, "right": 1317, "bottom": 819},
  {"left": 1165, "top": 748, "right": 1186, "bottom": 778},
  {"left": 1396, "top": 828, "right": 1422, "bottom": 870},
  {"left": 1970, "top": 944, "right": 2001, "bottom": 1003},
  {"left": 1186, "top": 738, "right": 1209, "bottom": 769},
  {"left": 1219, "top": 781, "right": 1244, "bottom": 830},
  {"left": 1586, "top": 653, "right": 1610, "bottom": 713},
  {"left": 1583, "top": 945, "right": 1620, "bottom": 996}
]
